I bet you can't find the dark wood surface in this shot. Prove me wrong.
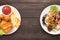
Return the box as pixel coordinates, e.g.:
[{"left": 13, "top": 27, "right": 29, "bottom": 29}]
[{"left": 0, "top": 0, "right": 60, "bottom": 40}]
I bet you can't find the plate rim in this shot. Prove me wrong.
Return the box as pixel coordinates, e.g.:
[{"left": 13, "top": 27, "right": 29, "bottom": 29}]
[
  {"left": 40, "top": 5, "right": 60, "bottom": 35},
  {"left": 0, "top": 5, "right": 21, "bottom": 35}
]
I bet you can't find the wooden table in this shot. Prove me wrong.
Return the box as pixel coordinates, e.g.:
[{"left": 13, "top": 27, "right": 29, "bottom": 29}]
[{"left": 0, "top": 0, "right": 60, "bottom": 40}]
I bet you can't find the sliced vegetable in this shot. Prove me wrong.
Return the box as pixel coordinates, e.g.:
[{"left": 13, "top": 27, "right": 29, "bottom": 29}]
[
  {"left": 50, "top": 6, "right": 58, "bottom": 13},
  {"left": 0, "top": 28, "right": 4, "bottom": 35}
]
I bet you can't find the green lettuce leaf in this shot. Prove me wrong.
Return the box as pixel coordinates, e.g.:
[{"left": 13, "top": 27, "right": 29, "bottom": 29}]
[
  {"left": 50, "top": 6, "right": 58, "bottom": 13},
  {"left": 0, "top": 28, "right": 4, "bottom": 35}
]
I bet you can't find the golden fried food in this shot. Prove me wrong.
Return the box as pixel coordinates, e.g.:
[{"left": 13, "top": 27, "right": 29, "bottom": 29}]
[
  {"left": 3, "top": 23, "right": 12, "bottom": 33},
  {"left": 0, "top": 12, "right": 20, "bottom": 34},
  {"left": 3, "top": 27, "right": 12, "bottom": 33},
  {"left": 11, "top": 13, "right": 20, "bottom": 28},
  {"left": 0, "top": 21, "right": 12, "bottom": 29},
  {"left": 3, "top": 16, "right": 11, "bottom": 21},
  {"left": 0, "top": 14, "right": 4, "bottom": 19},
  {"left": 0, "top": 21, "right": 7, "bottom": 25},
  {"left": 0, "top": 21, "right": 13, "bottom": 33},
  {"left": 0, "top": 15, "right": 13, "bottom": 33}
]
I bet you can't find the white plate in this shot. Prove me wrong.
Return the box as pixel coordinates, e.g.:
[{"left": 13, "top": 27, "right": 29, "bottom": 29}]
[
  {"left": 0, "top": 5, "right": 21, "bottom": 35},
  {"left": 40, "top": 5, "right": 60, "bottom": 35}
]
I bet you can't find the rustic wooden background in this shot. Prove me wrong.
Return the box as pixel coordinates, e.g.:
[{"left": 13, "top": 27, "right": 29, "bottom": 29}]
[{"left": 0, "top": 0, "right": 60, "bottom": 40}]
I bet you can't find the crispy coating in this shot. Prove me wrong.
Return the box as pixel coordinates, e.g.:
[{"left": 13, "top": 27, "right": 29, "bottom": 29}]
[
  {"left": 0, "top": 14, "right": 13, "bottom": 33},
  {"left": 4, "top": 16, "right": 11, "bottom": 21},
  {"left": 0, "top": 14, "right": 4, "bottom": 19},
  {"left": 0, "top": 21, "right": 13, "bottom": 33},
  {"left": 3, "top": 27, "right": 12, "bottom": 33}
]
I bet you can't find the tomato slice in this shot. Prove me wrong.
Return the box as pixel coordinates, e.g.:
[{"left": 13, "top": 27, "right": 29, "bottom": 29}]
[{"left": 2, "top": 6, "right": 11, "bottom": 15}]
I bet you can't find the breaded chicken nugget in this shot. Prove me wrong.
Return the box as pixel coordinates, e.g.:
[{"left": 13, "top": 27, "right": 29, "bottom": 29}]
[
  {"left": 3, "top": 27, "right": 12, "bottom": 33},
  {"left": 0, "top": 14, "right": 4, "bottom": 19},
  {"left": 0, "top": 21, "right": 13, "bottom": 33},
  {"left": 4, "top": 16, "right": 11, "bottom": 21}
]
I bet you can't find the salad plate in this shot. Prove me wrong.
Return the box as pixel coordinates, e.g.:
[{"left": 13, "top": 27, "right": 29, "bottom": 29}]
[{"left": 40, "top": 5, "right": 60, "bottom": 35}]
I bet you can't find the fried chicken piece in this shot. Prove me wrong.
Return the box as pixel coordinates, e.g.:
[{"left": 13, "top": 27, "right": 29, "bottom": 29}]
[
  {"left": 0, "top": 14, "right": 4, "bottom": 19},
  {"left": 0, "top": 21, "right": 7, "bottom": 25},
  {"left": 3, "top": 16, "right": 11, "bottom": 22},
  {"left": 0, "top": 21, "right": 13, "bottom": 33},
  {"left": 4, "top": 23, "right": 13, "bottom": 33},
  {"left": 3, "top": 27, "right": 12, "bottom": 33},
  {"left": 0, "top": 14, "right": 11, "bottom": 21},
  {"left": 0, "top": 14, "right": 13, "bottom": 33},
  {"left": 3, "top": 24, "right": 12, "bottom": 33},
  {"left": 0, "top": 21, "right": 12, "bottom": 29}
]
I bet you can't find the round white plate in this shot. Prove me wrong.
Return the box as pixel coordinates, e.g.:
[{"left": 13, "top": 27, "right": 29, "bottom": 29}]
[
  {"left": 0, "top": 5, "right": 21, "bottom": 35},
  {"left": 40, "top": 5, "right": 60, "bottom": 35}
]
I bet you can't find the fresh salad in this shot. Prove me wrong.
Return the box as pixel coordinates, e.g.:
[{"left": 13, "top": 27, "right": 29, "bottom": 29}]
[{"left": 43, "top": 5, "right": 60, "bottom": 31}]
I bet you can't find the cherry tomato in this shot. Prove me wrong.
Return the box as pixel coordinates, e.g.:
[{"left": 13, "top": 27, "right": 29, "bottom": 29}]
[{"left": 2, "top": 6, "right": 11, "bottom": 15}]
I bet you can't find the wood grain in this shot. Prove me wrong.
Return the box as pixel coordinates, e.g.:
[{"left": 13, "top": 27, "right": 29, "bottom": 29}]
[{"left": 0, "top": 0, "right": 60, "bottom": 40}]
